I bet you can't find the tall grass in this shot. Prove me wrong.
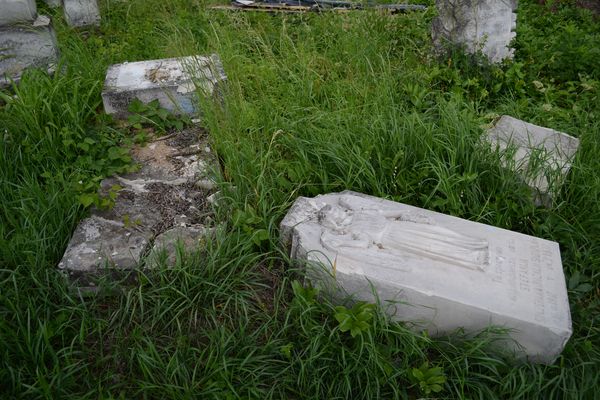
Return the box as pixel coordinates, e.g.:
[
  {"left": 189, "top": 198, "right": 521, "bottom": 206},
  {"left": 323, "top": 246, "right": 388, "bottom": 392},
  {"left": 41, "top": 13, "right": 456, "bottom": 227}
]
[{"left": 1, "top": 0, "right": 598, "bottom": 398}]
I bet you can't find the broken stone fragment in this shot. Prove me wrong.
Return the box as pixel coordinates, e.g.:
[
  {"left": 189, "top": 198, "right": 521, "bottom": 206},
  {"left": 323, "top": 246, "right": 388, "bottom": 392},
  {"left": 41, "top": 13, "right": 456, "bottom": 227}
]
[
  {"left": 486, "top": 115, "right": 580, "bottom": 206},
  {"left": 281, "top": 191, "right": 572, "bottom": 364},
  {"left": 63, "top": 0, "right": 100, "bottom": 27},
  {"left": 146, "top": 225, "right": 214, "bottom": 266},
  {"left": 42, "top": 0, "right": 62, "bottom": 7},
  {"left": 101, "top": 54, "right": 227, "bottom": 119},
  {"left": 432, "top": 0, "right": 518, "bottom": 63},
  {"left": 0, "top": 15, "right": 59, "bottom": 87},
  {"left": 0, "top": 0, "right": 37, "bottom": 26}
]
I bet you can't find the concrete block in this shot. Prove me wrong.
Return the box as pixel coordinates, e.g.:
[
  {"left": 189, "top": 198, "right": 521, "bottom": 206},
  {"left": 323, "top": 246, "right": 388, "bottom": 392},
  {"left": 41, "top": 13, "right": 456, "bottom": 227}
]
[
  {"left": 63, "top": 0, "right": 100, "bottom": 27},
  {"left": 432, "top": 0, "right": 517, "bottom": 63},
  {"left": 281, "top": 191, "right": 572, "bottom": 364},
  {"left": 0, "top": 0, "right": 37, "bottom": 26},
  {"left": 101, "top": 54, "right": 227, "bottom": 119},
  {"left": 0, "top": 16, "right": 59, "bottom": 87},
  {"left": 486, "top": 116, "right": 580, "bottom": 205}
]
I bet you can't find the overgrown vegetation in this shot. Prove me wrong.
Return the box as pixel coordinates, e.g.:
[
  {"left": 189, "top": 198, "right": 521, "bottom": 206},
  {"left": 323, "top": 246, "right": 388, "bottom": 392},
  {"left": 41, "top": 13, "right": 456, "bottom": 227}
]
[{"left": 1, "top": 0, "right": 599, "bottom": 398}]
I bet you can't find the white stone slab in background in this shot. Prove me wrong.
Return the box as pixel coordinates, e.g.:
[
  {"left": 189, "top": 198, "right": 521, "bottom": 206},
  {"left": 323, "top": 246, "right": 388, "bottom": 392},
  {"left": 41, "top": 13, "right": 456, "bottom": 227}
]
[
  {"left": 432, "top": 0, "right": 517, "bottom": 63},
  {"left": 281, "top": 191, "right": 572, "bottom": 364},
  {"left": 63, "top": 0, "right": 100, "bottom": 27},
  {"left": 0, "top": 16, "right": 59, "bottom": 87},
  {"left": 486, "top": 115, "right": 580, "bottom": 205},
  {"left": 101, "top": 54, "right": 227, "bottom": 119},
  {"left": 0, "top": 0, "right": 37, "bottom": 26}
]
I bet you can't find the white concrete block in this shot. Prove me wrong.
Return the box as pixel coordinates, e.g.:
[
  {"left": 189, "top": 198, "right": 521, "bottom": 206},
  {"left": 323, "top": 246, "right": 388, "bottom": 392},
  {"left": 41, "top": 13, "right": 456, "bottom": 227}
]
[
  {"left": 281, "top": 191, "right": 572, "bottom": 364},
  {"left": 101, "top": 54, "right": 227, "bottom": 119},
  {"left": 63, "top": 0, "right": 100, "bottom": 27},
  {"left": 432, "top": 0, "right": 517, "bottom": 63},
  {"left": 0, "top": 0, "right": 37, "bottom": 26},
  {"left": 0, "top": 16, "right": 59, "bottom": 87},
  {"left": 486, "top": 116, "right": 580, "bottom": 205}
]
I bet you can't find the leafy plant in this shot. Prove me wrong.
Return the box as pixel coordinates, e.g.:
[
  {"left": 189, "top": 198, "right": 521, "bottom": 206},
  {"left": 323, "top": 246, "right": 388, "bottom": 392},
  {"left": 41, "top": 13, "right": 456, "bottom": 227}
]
[
  {"left": 127, "top": 98, "right": 190, "bottom": 134},
  {"left": 334, "top": 302, "right": 376, "bottom": 338},
  {"left": 231, "top": 206, "right": 270, "bottom": 247},
  {"left": 410, "top": 361, "right": 447, "bottom": 395}
]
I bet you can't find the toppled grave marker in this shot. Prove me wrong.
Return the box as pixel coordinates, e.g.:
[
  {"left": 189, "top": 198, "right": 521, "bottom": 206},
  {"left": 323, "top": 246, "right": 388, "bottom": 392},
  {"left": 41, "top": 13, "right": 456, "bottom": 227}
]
[
  {"left": 281, "top": 191, "right": 572, "bottom": 364},
  {"left": 102, "top": 55, "right": 227, "bottom": 119},
  {"left": 486, "top": 116, "right": 580, "bottom": 206},
  {"left": 59, "top": 125, "right": 218, "bottom": 288},
  {"left": 211, "top": 0, "right": 426, "bottom": 14},
  {"left": 432, "top": 0, "right": 517, "bottom": 63},
  {"left": 0, "top": 15, "right": 59, "bottom": 87},
  {"left": 63, "top": 0, "right": 101, "bottom": 27},
  {"left": 0, "top": 0, "right": 37, "bottom": 26}
]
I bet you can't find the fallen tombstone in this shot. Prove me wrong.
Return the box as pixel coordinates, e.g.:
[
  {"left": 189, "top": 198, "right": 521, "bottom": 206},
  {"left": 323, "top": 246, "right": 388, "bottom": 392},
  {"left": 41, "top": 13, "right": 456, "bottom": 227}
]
[
  {"left": 432, "top": 0, "right": 517, "bottom": 63},
  {"left": 58, "top": 126, "right": 218, "bottom": 288},
  {"left": 210, "top": 0, "right": 426, "bottom": 13},
  {"left": 281, "top": 191, "right": 572, "bottom": 364},
  {"left": 0, "top": 15, "right": 60, "bottom": 87},
  {"left": 102, "top": 54, "right": 227, "bottom": 119},
  {"left": 63, "top": 0, "right": 100, "bottom": 27},
  {"left": 0, "top": 0, "right": 37, "bottom": 26},
  {"left": 486, "top": 116, "right": 580, "bottom": 206}
]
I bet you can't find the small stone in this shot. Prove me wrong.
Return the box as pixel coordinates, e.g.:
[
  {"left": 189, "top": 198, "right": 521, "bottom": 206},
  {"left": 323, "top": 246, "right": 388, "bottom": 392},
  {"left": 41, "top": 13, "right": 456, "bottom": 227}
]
[
  {"left": 486, "top": 116, "right": 580, "bottom": 206},
  {"left": 281, "top": 191, "right": 572, "bottom": 364},
  {"left": 63, "top": 0, "right": 100, "bottom": 27}
]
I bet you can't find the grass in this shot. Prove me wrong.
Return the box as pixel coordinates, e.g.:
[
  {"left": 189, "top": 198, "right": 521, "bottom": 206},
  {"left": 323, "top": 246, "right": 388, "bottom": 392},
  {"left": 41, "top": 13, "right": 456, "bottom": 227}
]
[{"left": 1, "top": 0, "right": 599, "bottom": 398}]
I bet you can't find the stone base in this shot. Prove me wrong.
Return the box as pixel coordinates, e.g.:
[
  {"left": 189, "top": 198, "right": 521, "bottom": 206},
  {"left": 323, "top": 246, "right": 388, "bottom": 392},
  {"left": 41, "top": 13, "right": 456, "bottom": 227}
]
[
  {"left": 101, "top": 54, "right": 227, "bottom": 119},
  {"left": 0, "top": 16, "right": 59, "bottom": 87},
  {"left": 58, "top": 126, "right": 218, "bottom": 287},
  {"left": 0, "top": 0, "right": 37, "bottom": 27},
  {"left": 63, "top": 0, "right": 100, "bottom": 27},
  {"left": 486, "top": 116, "right": 580, "bottom": 206},
  {"left": 281, "top": 191, "right": 572, "bottom": 364},
  {"left": 432, "top": 0, "right": 517, "bottom": 63}
]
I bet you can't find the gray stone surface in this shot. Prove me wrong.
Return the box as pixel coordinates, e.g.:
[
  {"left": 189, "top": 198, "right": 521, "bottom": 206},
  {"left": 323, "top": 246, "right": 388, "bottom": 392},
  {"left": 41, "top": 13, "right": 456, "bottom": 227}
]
[
  {"left": 281, "top": 191, "right": 572, "bottom": 364},
  {"left": 432, "top": 0, "right": 517, "bottom": 63},
  {"left": 63, "top": 0, "right": 100, "bottom": 27},
  {"left": 146, "top": 225, "right": 214, "bottom": 266},
  {"left": 486, "top": 116, "right": 580, "bottom": 205},
  {"left": 59, "top": 126, "right": 217, "bottom": 285},
  {"left": 0, "top": 0, "right": 37, "bottom": 26},
  {"left": 0, "top": 16, "right": 59, "bottom": 86},
  {"left": 43, "top": 0, "right": 62, "bottom": 7},
  {"left": 102, "top": 54, "right": 227, "bottom": 119}
]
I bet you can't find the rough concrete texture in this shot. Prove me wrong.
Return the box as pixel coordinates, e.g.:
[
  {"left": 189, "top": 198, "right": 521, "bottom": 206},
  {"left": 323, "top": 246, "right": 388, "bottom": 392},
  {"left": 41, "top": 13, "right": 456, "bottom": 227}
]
[
  {"left": 146, "top": 225, "right": 214, "bottom": 266},
  {"left": 0, "top": 0, "right": 37, "bottom": 26},
  {"left": 432, "top": 0, "right": 518, "bottom": 63},
  {"left": 102, "top": 54, "right": 227, "bottom": 119},
  {"left": 281, "top": 191, "right": 572, "bottom": 364},
  {"left": 63, "top": 0, "right": 100, "bottom": 27},
  {"left": 0, "top": 16, "right": 59, "bottom": 87},
  {"left": 486, "top": 116, "right": 580, "bottom": 205},
  {"left": 58, "top": 126, "right": 218, "bottom": 286},
  {"left": 43, "top": 0, "right": 62, "bottom": 7}
]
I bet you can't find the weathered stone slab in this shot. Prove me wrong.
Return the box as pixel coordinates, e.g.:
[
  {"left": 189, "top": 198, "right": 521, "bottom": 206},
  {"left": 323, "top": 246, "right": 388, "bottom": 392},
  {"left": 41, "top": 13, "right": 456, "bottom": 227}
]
[
  {"left": 101, "top": 54, "right": 227, "bottom": 119},
  {"left": 0, "top": 0, "right": 37, "bottom": 26},
  {"left": 432, "top": 0, "right": 517, "bottom": 63},
  {"left": 146, "top": 225, "right": 214, "bottom": 266},
  {"left": 0, "top": 16, "right": 59, "bottom": 87},
  {"left": 59, "top": 126, "right": 217, "bottom": 286},
  {"left": 486, "top": 116, "right": 580, "bottom": 205},
  {"left": 281, "top": 191, "right": 572, "bottom": 364},
  {"left": 63, "top": 0, "right": 100, "bottom": 27},
  {"left": 43, "top": 0, "right": 62, "bottom": 7}
]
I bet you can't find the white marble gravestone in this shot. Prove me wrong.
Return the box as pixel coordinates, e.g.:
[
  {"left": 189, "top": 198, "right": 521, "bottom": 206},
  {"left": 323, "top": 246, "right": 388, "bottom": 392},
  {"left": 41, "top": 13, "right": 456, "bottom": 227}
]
[
  {"left": 432, "top": 0, "right": 517, "bottom": 63},
  {"left": 0, "top": 0, "right": 37, "bottom": 26},
  {"left": 102, "top": 54, "right": 227, "bottom": 119},
  {"left": 486, "top": 116, "right": 580, "bottom": 205},
  {"left": 281, "top": 191, "right": 572, "bottom": 364}
]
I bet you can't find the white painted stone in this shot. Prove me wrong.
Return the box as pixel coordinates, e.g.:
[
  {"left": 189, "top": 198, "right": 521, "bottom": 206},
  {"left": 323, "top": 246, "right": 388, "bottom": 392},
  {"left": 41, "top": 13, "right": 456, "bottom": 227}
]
[
  {"left": 281, "top": 191, "right": 572, "bottom": 364},
  {"left": 486, "top": 116, "right": 580, "bottom": 205},
  {"left": 0, "top": 0, "right": 37, "bottom": 26},
  {"left": 0, "top": 15, "right": 59, "bottom": 87},
  {"left": 432, "top": 0, "right": 517, "bottom": 63},
  {"left": 63, "top": 0, "right": 100, "bottom": 27},
  {"left": 101, "top": 54, "right": 227, "bottom": 119}
]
